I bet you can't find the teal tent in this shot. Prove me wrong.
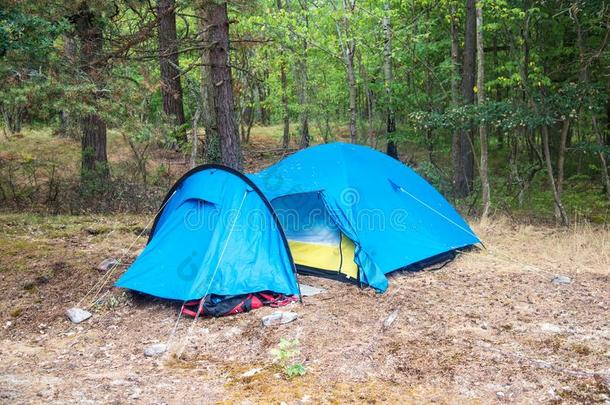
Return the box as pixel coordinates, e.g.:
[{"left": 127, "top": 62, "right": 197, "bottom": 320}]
[
  {"left": 116, "top": 165, "right": 300, "bottom": 301},
  {"left": 249, "top": 143, "right": 480, "bottom": 292}
]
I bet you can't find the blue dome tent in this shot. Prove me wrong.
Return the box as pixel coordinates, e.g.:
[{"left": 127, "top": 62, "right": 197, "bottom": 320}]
[
  {"left": 117, "top": 143, "right": 479, "bottom": 305},
  {"left": 116, "top": 165, "right": 300, "bottom": 303},
  {"left": 249, "top": 143, "right": 480, "bottom": 292}
]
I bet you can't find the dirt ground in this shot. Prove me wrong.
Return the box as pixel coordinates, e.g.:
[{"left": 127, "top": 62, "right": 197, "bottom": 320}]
[{"left": 0, "top": 213, "right": 609, "bottom": 404}]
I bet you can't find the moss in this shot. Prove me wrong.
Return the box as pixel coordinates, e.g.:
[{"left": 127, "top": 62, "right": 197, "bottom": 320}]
[{"left": 10, "top": 308, "right": 23, "bottom": 317}]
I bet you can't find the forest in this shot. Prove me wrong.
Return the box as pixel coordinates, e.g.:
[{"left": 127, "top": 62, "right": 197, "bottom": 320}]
[
  {"left": 1, "top": 0, "right": 608, "bottom": 223},
  {"left": 1, "top": 1, "right": 610, "bottom": 403}
]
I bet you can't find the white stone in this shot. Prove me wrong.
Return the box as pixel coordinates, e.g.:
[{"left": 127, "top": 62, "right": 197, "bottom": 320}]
[
  {"left": 143, "top": 343, "right": 167, "bottom": 357},
  {"left": 65, "top": 307, "right": 92, "bottom": 324},
  {"left": 240, "top": 368, "right": 262, "bottom": 378},
  {"left": 383, "top": 310, "right": 399, "bottom": 329},
  {"left": 300, "top": 284, "right": 326, "bottom": 297},
  {"left": 98, "top": 258, "right": 119, "bottom": 272},
  {"left": 551, "top": 275, "right": 571, "bottom": 285},
  {"left": 262, "top": 311, "right": 298, "bottom": 326},
  {"left": 540, "top": 323, "right": 562, "bottom": 333}
]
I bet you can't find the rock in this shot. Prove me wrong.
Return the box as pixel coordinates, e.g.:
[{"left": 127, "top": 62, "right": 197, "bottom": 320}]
[
  {"left": 98, "top": 258, "right": 119, "bottom": 272},
  {"left": 551, "top": 275, "right": 571, "bottom": 285},
  {"left": 240, "top": 368, "right": 262, "bottom": 378},
  {"left": 262, "top": 311, "right": 298, "bottom": 327},
  {"left": 130, "top": 388, "right": 142, "bottom": 400},
  {"left": 223, "top": 327, "right": 242, "bottom": 337},
  {"left": 300, "top": 284, "right": 326, "bottom": 297},
  {"left": 383, "top": 310, "right": 399, "bottom": 329},
  {"left": 65, "top": 307, "right": 92, "bottom": 324},
  {"left": 540, "top": 323, "right": 562, "bottom": 333},
  {"left": 144, "top": 343, "right": 167, "bottom": 357},
  {"left": 496, "top": 391, "right": 505, "bottom": 398}
]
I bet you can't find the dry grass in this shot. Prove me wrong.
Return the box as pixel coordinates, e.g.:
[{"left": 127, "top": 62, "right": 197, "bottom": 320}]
[{"left": 0, "top": 213, "right": 609, "bottom": 403}]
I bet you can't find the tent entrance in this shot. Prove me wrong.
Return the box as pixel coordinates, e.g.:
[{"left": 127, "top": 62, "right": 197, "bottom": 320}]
[{"left": 271, "top": 192, "right": 358, "bottom": 280}]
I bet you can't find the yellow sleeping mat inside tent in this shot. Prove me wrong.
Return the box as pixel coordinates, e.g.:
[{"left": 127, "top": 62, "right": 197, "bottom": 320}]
[{"left": 288, "top": 233, "right": 358, "bottom": 279}]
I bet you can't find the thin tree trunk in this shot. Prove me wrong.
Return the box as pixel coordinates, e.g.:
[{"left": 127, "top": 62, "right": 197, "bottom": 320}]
[
  {"left": 476, "top": 4, "right": 490, "bottom": 220},
  {"left": 592, "top": 116, "right": 610, "bottom": 201},
  {"left": 383, "top": 0, "right": 397, "bottom": 158},
  {"left": 190, "top": 108, "right": 200, "bottom": 169},
  {"left": 334, "top": 0, "right": 357, "bottom": 144},
  {"left": 450, "top": 4, "right": 461, "bottom": 177},
  {"left": 280, "top": 62, "right": 290, "bottom": 149},
  {"left": 346, "top": 50, "right": 357, "bottom": 144},
  {"left": 296, "top": 54, "right": 309, "bottom": 148},
  {"left": 295, "top": 0, "right": 310, "bottom": 149},
  {"left": 454, "top": 0, "right": 476, "bottom": 198},
  {"left": 257, "top": 79, "right": 270, "bottom": 125},
  {"left": 556, "top": 118, "right": 570, "bottom": 197},
  {"left": 359, "top": 56, "right": 374, "bottom": 146},
  {"left": 606, "top": 95, "right": 610, "bottom": 146},
  {"left": 74, "top": 3, "right": 109, "bottom": 182},
  {"left": 157, "top": 0, "right": 186, "bottom": 137},
  {"left": 58, "top": 35, "right": 77, "bottom": 139},
  {"left": 276, "top": 0, "right": 291, "bottom": 149},
  {"left": 204, "top": 1, "right": 241, "bottom": 169},
  {"left": 541, "top": 125, "right": 570, "bottom": 225}
]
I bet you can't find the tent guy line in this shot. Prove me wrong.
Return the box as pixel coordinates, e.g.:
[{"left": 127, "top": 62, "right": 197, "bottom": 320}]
[
  {"left": 177, "top": 190, "right": 250, "bottom": 355},
  {"left": 395, "top": 185, "right": 482, "bottom": 243},
  {"left": 76, "top": 190, "right": 177, "bottom": 309}
]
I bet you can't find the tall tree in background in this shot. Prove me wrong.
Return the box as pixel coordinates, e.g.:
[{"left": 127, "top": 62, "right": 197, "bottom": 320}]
[
  {"left": 200, "top": 0, "right": 241, "bottom": 169},
  {"left": 452, "top": 0, "right": 475, "bottom": 197},
  {"left": 449, "top": 3, "right": 460, "bottom": 173},
  {"left": 74, "top": 2, "right": 109, "bottom": 183},
  {"left": 383, "top": 0, "right": 397, "bottom": 158},
  {"left": 198, "top": 4, "right": 220, "bottom": 163},
  {"left": 476, "top": 2, "right": 490, "bottom": 220},
  {"left": 334, "top": 0, "right": 357, "bottom": 144},
  {"left": 296, "top": 0, "right": 310, "bottom": 149},
  {"left": 157, "top": 0, "right": 186, "bottom": 140},
  {"left": 276, "top": 0, "right": 291, "bottom": 149}
]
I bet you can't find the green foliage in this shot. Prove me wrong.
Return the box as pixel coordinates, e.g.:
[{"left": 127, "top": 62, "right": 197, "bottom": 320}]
[
  {"left": 271, "top": 338, "right": 307, "bottom": 379},
  {"left": 1, "top": 0, "right": 609, "bottom": 221}
]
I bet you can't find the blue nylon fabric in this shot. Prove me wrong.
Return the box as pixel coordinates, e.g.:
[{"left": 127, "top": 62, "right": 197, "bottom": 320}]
[
  {"left": 115, "top": 168, "right": 299, "bottom": 300},
  {"left": 249, "top": 142, "right": 480, "bottom": 292}
]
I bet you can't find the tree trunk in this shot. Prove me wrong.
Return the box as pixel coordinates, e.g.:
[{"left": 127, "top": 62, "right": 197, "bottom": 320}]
[
  {"left": 450, "top": 4, "right": 461, "bottom": 176},
  {"left": 453, "top": 0, "right": 476, "bottom": 198},
  {"left": 58, "top": 34, "right": 77, "bottom": 139},
  {"left": 190, "top": 108, "right": 201, "bottom": 169},
  {"left": 198, "top": 3, "right": 220, "bottom": 164},
  {"left": 359, "top": 55, "right": 375, "bottom": 146},
  {"left": 74, "top": 3, "right": 109, "bottom": 182},
  {"left": 346, "top": 48, "right": 357, "bottom": 144},
  {"left": 203, "top": 1, "right": 241, "bottom": 170},
  {"left": 592, "top": 116, "right": 610, "bottom": 201},
  {"left": 383, "top": 0, "right": 397, "bottom": 158},
  {"left": 556, "top": 118, "right": 570, "bottom": 197},
  {"left": 257, "top": 80, "right": 270, "bottom": 125},
  {"left": 280, "top": 62, "right": 290, "bottom": 149},
  {"left": 157, "top": 0, "right": 186, "bottom": 137},
  {"left": 80, "top": 113, "right": 108, "bottom": 181},
  {"left": 606, "top": 95, "right": 610, "bottom": 146},
  {"left": 296, "top": 1, "right": 310, "bottom": 149},
  {"left": 335, "top": 0, "right": 357, "bottom": 144},
  {"left": 476, "top": 4, "right": 490, "bottom": 220},
  {"left": 542, "top": 125, "right": 570, "bottom": 225}
]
